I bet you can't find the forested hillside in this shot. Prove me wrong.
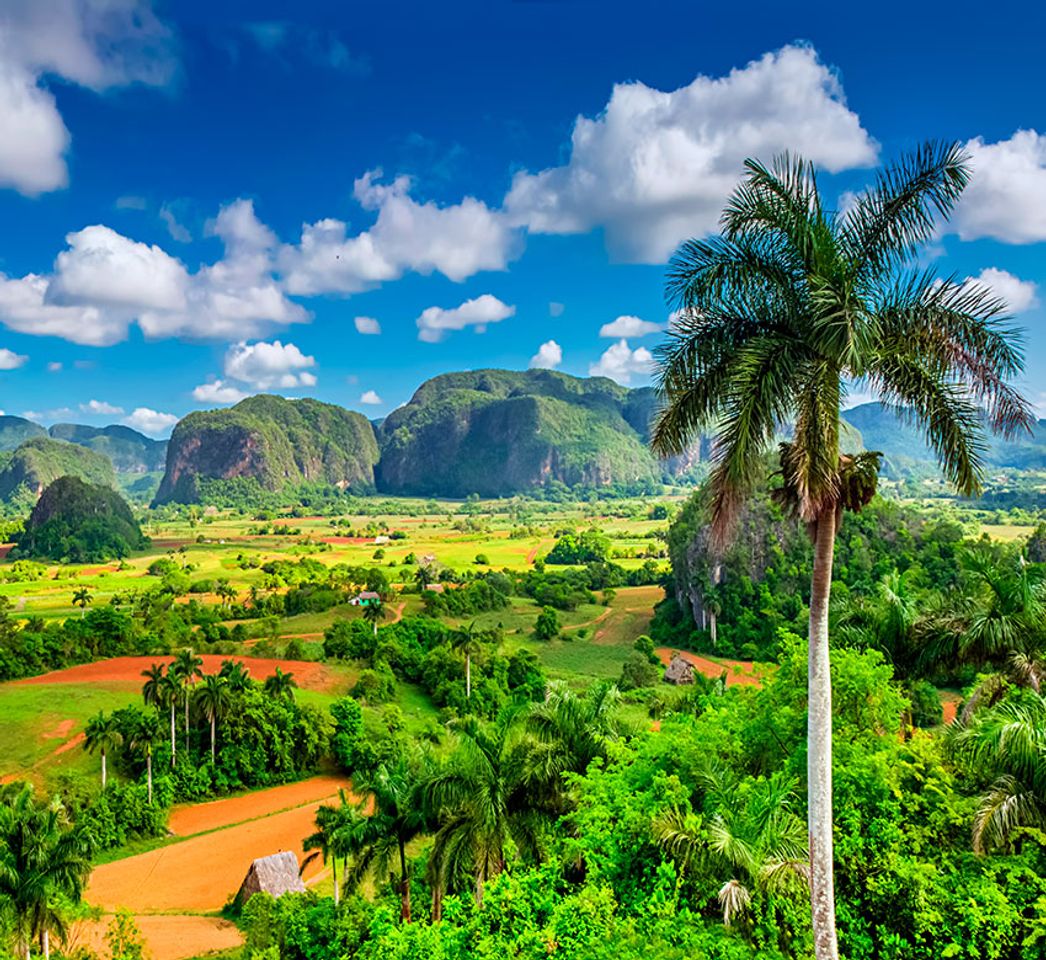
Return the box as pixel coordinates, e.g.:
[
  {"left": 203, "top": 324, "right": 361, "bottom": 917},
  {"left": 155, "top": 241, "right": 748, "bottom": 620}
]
[
  {"left": 0, "top": 437, "right": 116, "bottom": 505},
  {"left": 154, "top": 394, "right": 380, "bottom": 505},
  {"left": 376, "top": 369, "right": 673, "bottom": 496}
]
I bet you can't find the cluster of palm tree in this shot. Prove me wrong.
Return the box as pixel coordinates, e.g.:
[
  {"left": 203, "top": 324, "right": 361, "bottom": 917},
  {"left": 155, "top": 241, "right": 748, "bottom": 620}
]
[
  {"left": 0, "top": 784, "right": 92, "bottom": 960},
  {"left": 81, "top": 654, "right": 298, "bottom": 792},
  {"left": 305, "top": 681, "right": 626, "bottom": 923}
]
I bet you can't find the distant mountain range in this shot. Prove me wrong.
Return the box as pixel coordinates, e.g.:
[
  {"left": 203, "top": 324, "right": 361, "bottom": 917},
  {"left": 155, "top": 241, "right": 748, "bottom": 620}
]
[
  {"left": 1, "top": 375, "right": 1044, "bottom": 507},
  {"left": 0, "top": 417, "right": 166, "bottom": 472}
]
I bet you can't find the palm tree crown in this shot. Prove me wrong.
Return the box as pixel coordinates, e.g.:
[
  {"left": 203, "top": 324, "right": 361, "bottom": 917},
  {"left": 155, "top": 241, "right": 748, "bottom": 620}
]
[
  {"left": 83, "top": 712, "right": 121, "bottom": 790},
  {"left": 653, "top": 143, "right": 1031, "bottom": 537}
]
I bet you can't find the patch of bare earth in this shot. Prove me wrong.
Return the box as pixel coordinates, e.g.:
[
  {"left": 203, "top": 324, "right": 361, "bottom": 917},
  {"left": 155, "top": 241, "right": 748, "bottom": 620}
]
[{"left": 14, "top": 655, "right": 344, "bottom": 693}]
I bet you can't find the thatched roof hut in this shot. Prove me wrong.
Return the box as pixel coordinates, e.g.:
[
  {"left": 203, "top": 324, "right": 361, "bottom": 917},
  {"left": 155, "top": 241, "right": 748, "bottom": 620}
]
[
  {"left": 663, "top": 654, "right": 695, "bottom": 686},
  {"left": 236, "top": 851, "right": 306, "bottom": 905}
]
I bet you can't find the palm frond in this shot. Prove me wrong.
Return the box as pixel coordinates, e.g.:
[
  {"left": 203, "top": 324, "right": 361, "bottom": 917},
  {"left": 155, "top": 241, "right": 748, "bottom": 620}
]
[{"left": 842, "top": 141, "right": 969, "bottom": 273}]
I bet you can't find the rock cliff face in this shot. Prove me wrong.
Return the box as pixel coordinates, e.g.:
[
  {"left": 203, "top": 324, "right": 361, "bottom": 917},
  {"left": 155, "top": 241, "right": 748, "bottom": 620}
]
[
  {"left": 375, "top": 369, "right": 664, "bottom": 497},
  {"left": 153, "top": 395, "right": 380, "bottom": 504}
]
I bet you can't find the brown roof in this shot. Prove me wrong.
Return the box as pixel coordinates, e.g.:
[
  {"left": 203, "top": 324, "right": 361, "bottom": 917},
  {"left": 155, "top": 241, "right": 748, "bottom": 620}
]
[
  {"left": 663, "top": 654, "right": 695, "bottom": 685},
  {"left": 236, "top": 851, "right": 306, "bottom": 904}
]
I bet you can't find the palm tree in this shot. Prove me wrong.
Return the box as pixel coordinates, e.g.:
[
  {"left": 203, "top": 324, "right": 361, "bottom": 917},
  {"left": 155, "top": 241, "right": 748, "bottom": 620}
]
[
  {"left": 83, "top": 712, "right": 121, "bottom": 790},
  {"left": 957, "top": 547, "right": 1045, "bottom": 665},
  {"left": 71, "top": 587, "right": 92, "bottom": 619},
  {"left": 158, "top": 671, "right": 181, "bottom": 766},
  {"left": 170, "top": 648, "right": 203, "bottom": 744},
  {"left": 219, "top": 658, "right": 252, "bottom": 692},
  {"left": 524, "top": 680, "right": 624, "bottom": 812},
  {"left": 362, "top": 600, "right": 387, "bottom": 637},
  {"left": 0, "top": 785, "right": 92, "bottom": 960},
  {"left": 651, "top": 143, "right": 1031, "bottom": 959},
  {"left": 140, "top": 663, "right": 166, "bottom": 710},
  {"left": 216, "top": 578, "right": 237, "bottom": 610},
  {"left": 655, "top": 776, "right": 809, "bottom": 932},
  {"left": 303, "top": 788, "right": 357, "bottom": 907},
  {"left": 452, "top": 621, "right": 482, "bottom": 700},
  {"left": 950, "top": 691, "right": 1046, "bottom": 853},
  {"left": 422, "top": 716, "right": 541, "bottom": 910},
  {"left": 315, "top": 757, "right": 427, "bottom": 922},
  {"left": 128, "top": 711, "right": 163, "bottom": 804},
  {"left": 263, "top": 667, "right": 297, "bottom": 700},
  {"left": 194, "top": 674, "right": 232, "bottom": 763}
]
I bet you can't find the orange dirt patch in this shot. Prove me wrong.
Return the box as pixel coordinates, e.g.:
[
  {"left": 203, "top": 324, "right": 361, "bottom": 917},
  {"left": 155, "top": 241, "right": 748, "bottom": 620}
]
[
  {"left": 87, "top": 801, "right": 337, "bottom": 912},
  {"left": 0, "top": 543, "right": 12, "bottom": 558},
  {"left": 14, "top": 655, "right": 345, "bottom": 693},
  {"left": 73, "top": 915, "right": 243, "bottom": 960},
  {"left": 53, "top": 732, "right": 85, "bottom": 756},
  {"left": 321, "top": 536, "right": 371, "bottom": 545},
  {"left": 655, "top": 647, "right": 764, "bottom": 687},
  {"left": 40, "top": 718, "right": 76, "bottom": 741},
  {"left": 940, "top": 691, "right": 962, "bottom": 725},
  {"left": 168, "top": 775, "right": 349, "bottom": 836},
  {"left": 79, "top": 563, "right": 120, "bottom": 575}
]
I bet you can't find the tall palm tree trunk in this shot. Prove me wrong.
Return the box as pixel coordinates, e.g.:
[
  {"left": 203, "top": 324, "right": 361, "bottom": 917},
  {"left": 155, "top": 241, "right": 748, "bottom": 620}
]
[
  {"left": 210, "top": 715, "right": 216, "bottom": 764},
  {"left": 101, "top": 749, "right": 107, "bottom": 790},
  {"left": 42, "top": 930, "right": 48, "bottom": 960},
  {"left": 431, "top": 884, "right": 442, "bottom": 923},
  {"left": 399, "top": 839, "right": 411, "bottom": 923},
  {"left": 170, "top": 702, "right": 177, "bottom": 766},
  {"left": 466, "top": 653, "right": 471, "bottom": 699},
  {"left": 808, "top": 510, "right": 839, "bottom": 960},
  {"left": 147, "top": 751, "right": 153, "bottom": 804},
  {"left": 332, "top": 857, "right": 339, "bottom": 907}
]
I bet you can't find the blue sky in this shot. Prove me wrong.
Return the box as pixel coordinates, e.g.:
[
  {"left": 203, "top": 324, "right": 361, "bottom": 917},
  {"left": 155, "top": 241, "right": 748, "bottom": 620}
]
[{"left": 1, "top": 0, "right": 1045, "bottom": 436}]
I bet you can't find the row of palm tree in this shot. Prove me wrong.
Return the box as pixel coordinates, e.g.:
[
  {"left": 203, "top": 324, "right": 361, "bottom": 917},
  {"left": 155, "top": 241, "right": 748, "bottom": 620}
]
[{"left": 304, "top": 682, "right": 626, "bottom": 923}]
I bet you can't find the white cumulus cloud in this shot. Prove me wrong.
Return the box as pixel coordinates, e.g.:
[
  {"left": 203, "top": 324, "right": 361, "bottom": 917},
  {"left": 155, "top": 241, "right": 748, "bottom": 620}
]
[
  {"left": 968, "top": 267, "right": 1039, "bottom": 314},
  {"left": 0, "top": 199, "right": 307, "bottom": 345},
  {"left": 123, "top": 406, "right": 178, "bottom": 435},
  {"left": 0, "top": 0, "right": 175, "bottom": 195},
  {"left": 280, "top": 170, "right": 521, "bottom": 296},
  {"left": 223, "top": 339, "right": 317, "bottom": 390},
  {"left": 529, "top": 340, "right": 562, "bottom": 369},
  {"left": 359, "top": 390, "right": 382, "bottom": 405},
  {"left": 504, "top": 44, "right": 877, "bottom": 263},
  {"left": 47, "top": 361, "right": 61, "bottom": 372},
  {"left": 80, "top": 399, "right": 123, "bottom": 415},
  {"left": 192, "top": 380, "right": 248, "bottom": 405},
  {"left": 599, "top": 315, "right": 663, "bottom": 338},
  {"left": 354, "top": 316, "right": 381, "bottom": 335},
  {"left": 589, "top": 339, "right": 655, "bottom": 385},
  {"left": 0, "top": 347, "right": 27, "bottom": 369},
  {"left": 952, "top": 132, "right": 1046, "bottom": 243},
  {"left": 416, "top": 294, "right": 515, "bottom": 343}
]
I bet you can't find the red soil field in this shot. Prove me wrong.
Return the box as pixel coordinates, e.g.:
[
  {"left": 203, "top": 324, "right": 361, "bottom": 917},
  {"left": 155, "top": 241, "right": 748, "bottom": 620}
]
[
  {"left": 655, "top": 647, "right": 764, "bottom": 686},
  {"left": 87, "top": 801, "right": 336, "bottom": 912},
  {"left": 13, "top": 655, "right": 345, "bottom": 692},
  {"left": 73, "top": 915, "right": 244, "bottom": 960},
  {"left": 167, "top": 774, "right": 349, "bottom": 836},
  {"left": 320, "top": 535, "right": 372, "bottom": 545}
]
